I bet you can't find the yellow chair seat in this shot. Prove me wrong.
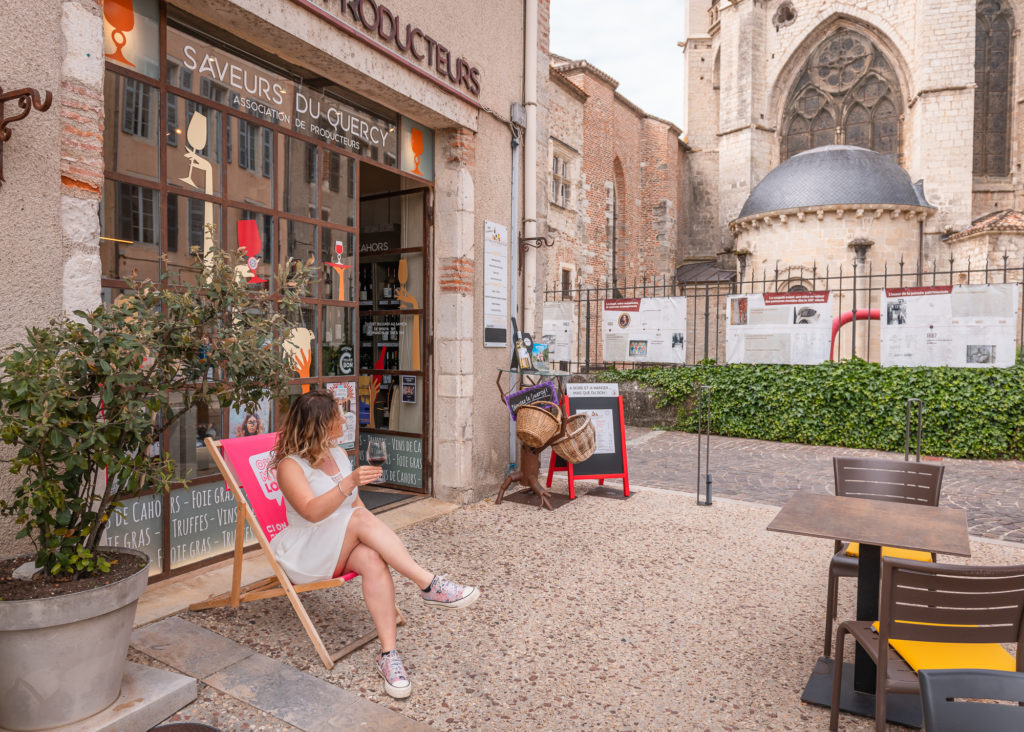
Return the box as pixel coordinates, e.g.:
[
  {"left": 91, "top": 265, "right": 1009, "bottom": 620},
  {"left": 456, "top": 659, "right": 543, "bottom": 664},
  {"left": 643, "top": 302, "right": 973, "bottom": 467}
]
[
  {"left": 846, "top": 542, "right": 932, "bottom": 563},
  {"left": 871, "top": 622, "right": 1017, "bottom": 673}
]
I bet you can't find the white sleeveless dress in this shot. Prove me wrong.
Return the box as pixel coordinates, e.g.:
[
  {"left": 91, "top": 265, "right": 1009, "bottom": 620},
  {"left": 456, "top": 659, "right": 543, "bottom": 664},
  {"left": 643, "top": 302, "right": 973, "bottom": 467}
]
[{"left": 269, "top": 446, "right": 360, "bottom": 584}]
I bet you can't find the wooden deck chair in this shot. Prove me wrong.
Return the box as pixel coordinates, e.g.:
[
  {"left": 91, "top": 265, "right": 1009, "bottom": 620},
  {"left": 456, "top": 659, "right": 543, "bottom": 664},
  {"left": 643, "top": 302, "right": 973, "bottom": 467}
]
[{"left": 188, "top": 434, "right": 404, "bottom": 669}]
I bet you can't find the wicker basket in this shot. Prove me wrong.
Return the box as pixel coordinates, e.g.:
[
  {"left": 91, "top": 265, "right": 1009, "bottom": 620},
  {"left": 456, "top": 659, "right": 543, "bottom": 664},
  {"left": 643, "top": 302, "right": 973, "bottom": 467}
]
[
  {"left": 515, "top": 401, "right": 562, "bottom": 448},
  {"left": 551, "top": 413, "right": 596, "bottom": 464}
]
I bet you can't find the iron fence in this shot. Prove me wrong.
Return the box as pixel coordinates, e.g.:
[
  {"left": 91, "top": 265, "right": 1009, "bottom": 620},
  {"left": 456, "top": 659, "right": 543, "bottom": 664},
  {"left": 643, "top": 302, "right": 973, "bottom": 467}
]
[{"left": 542, "top": 254, "right": 1024, "bottom": 372}]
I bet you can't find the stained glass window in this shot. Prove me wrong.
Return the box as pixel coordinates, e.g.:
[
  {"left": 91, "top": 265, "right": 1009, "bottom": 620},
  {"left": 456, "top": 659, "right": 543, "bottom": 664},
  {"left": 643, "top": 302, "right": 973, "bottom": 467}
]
[
  {"left": 781, "top": 30, "right": 903, "bottom": 161},
  {"left": 975, "top": 1, "right": 1014, "bottom": 177}
]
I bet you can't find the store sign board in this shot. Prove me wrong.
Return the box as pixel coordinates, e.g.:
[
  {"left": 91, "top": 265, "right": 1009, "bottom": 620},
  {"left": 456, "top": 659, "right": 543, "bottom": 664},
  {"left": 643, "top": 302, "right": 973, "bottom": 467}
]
[
  {"left": 166, "top": 26, "right": 399, "bottom": 166},
  {"left": 317, "top": 0, "right": 482, "bottom": 96}
]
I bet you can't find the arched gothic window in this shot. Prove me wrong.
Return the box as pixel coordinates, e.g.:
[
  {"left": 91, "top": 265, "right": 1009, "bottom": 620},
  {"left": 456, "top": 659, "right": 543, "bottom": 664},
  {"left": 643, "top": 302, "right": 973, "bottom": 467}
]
[
  {"left": 781, "top": 29, "right": 903, "bottom": 161},
  {"left": 975, "top": 1, "right": 1014, "bottom": 177}
]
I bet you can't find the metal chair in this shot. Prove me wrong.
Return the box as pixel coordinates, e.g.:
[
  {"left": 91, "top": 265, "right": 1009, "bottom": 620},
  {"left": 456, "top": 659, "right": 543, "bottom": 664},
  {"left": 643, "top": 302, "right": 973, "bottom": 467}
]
[
  {"left": 829, "top": 558, "right": 1024, "bottom": 732},
  {"left": 823, "top": 456, "right": 944, "bottom": 656},
  {"left": 919, "top": 668, "right": 1024, "bottom": 732}
]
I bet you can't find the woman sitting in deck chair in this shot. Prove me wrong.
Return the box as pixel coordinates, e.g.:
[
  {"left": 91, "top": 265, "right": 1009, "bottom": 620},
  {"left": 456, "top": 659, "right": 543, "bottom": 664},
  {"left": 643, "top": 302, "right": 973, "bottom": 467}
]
[{"left": 271, "top": 390, "right": 480, "bottom": 699}]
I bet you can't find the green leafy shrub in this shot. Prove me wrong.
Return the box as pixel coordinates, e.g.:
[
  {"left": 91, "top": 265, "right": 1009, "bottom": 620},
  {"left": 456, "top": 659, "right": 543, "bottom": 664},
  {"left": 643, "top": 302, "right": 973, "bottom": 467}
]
[
  {"left": 603, "top": 359, "right": 1024, "bottom": 460},
  {"left": 0, "top": 250, "right": 313, "bottom": 577}
]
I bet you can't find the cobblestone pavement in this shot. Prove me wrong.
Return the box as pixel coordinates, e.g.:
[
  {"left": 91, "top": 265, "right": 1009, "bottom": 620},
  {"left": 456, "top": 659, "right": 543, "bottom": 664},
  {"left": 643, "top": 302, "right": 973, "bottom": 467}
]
[{"left": 613, "top": 426, "right": 1024, "bottom": 543}]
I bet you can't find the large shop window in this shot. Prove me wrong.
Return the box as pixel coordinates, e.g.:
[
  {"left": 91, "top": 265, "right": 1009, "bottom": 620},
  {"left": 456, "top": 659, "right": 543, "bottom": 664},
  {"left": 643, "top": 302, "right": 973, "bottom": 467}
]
[{"left": 100, "top": 1, "right": 433, "bottom": 577}]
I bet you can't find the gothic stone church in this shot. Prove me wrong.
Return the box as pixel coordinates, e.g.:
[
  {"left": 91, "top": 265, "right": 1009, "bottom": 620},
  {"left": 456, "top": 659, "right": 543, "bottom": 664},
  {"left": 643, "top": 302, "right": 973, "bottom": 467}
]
[{"left": 681, "top": 0, "right": 1024, "bottom": 287}]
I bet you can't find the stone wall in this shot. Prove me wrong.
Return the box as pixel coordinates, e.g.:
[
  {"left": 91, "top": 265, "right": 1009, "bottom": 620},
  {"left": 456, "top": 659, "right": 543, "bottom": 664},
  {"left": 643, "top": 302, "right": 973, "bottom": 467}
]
[{"left": 0, "top": 0, "right": 105, "bottom": 557}]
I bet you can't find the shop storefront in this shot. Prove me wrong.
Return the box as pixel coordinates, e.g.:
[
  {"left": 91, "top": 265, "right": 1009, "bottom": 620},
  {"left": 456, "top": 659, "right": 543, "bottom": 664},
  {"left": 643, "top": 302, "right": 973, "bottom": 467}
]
[
  {"left": 0, "top": 0, "right": 532, "bottom": 573},
  {"left": 100, "top": 0, "right": 437, "bottom": 576}
]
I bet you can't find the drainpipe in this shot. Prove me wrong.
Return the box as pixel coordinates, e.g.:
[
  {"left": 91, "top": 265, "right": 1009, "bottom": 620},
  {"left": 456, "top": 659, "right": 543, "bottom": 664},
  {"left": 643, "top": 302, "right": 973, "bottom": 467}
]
[
  {"left": 509, "top": 124, "right": 522, "bottom": 469},
  {"left": 522, "top": 0, "right": 539, "bottom": 333}
]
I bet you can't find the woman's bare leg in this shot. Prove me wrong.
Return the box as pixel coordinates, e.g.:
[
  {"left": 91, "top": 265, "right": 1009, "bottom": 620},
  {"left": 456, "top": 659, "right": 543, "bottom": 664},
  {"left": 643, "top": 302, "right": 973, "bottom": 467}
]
[
  {"left": 334, "top": 508, "right": 433, "bottom": 590},
  {"left": 343, "top": 544, "right": 397, "bottom": 651}
]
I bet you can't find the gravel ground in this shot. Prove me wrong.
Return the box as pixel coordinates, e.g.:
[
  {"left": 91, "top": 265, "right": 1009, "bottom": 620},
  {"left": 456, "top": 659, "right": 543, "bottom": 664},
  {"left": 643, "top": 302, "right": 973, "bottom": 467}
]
[{"left": 171, "top": 483, "right": 1024, "bottom": 731}]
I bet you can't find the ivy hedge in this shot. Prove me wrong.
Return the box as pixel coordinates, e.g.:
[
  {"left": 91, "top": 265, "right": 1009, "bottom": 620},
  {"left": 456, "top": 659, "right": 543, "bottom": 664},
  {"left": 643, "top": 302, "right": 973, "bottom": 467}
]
[{"left": 602, "top": 359, "right": 1024, "bottom": 460}]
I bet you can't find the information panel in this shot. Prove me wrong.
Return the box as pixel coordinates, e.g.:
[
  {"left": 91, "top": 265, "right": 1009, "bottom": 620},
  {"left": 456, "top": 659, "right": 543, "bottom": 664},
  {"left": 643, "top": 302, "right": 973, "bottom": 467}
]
[
  {"left": 880, "top": 283, "right": 1019, "bottom": 367},
  {"left": 602, "top": 297, "right": 686, "bottom": 363},
  {"left": 726, "top": 292, "right": 833, "bottom": 364}
]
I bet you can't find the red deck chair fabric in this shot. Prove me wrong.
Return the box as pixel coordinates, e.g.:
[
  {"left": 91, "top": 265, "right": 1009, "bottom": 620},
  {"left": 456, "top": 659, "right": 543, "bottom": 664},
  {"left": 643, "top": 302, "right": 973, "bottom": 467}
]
[{"left": 188, "top": 434, "right": 401, "bottom": 668}]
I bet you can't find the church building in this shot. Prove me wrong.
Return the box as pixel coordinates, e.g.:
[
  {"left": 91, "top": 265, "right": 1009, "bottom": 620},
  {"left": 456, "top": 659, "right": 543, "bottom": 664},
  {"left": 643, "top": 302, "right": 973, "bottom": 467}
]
[{"left": 681, "top": 0, "right": 1024, "bottom": 283}]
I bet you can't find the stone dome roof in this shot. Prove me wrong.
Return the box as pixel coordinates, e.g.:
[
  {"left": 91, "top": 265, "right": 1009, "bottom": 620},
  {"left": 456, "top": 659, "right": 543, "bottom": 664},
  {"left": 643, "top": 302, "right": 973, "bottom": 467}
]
[{"left": 736, "top": 145, "right": 933, "bottom": 220}]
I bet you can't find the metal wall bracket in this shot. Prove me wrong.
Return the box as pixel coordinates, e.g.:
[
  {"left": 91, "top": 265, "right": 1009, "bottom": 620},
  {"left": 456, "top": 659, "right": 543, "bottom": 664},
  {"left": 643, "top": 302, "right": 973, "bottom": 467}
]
[
  {"left": 0, "top": 87, "right": 53, "bottom": 189},
  {"left": 518, "top": 234, "right": 553, "bottom": 271}
]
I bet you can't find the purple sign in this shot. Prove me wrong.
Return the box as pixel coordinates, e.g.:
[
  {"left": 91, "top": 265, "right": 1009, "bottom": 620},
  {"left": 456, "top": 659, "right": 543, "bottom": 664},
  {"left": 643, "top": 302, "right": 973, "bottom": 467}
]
[{"left": 504, "top": 380, "right": 558, "bottom": 419}]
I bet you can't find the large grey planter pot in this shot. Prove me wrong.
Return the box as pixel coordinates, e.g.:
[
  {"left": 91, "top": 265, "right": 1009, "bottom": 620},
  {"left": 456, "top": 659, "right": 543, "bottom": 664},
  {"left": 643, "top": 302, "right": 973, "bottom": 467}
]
[{"left": 0, "top": 547, "right": 151, "bottom": 731}]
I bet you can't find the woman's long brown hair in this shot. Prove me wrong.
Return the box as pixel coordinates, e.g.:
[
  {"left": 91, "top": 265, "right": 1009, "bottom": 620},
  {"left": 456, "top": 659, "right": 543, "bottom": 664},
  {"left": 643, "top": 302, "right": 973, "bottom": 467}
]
[{"left": 273, "top": 391, "right": 339, "bottom": 468}]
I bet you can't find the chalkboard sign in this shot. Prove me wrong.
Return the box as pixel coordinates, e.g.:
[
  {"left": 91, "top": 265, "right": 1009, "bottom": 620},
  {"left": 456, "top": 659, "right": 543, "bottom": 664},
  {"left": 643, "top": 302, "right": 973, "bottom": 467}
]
[
  {"left": 546, "top": 393, "right": 630, "bottom": 498},
  {"left": 101, "top": 493, "right": 165, "bottom": 576},
  {"left": 504, "top": 380, "right": 558, "bottom": 418},
  {"left": 359, "top": 433, "right": 423, "bottom": 490},
  {"left": 168, "top": 481, "right": 257, "bottom": 570}
]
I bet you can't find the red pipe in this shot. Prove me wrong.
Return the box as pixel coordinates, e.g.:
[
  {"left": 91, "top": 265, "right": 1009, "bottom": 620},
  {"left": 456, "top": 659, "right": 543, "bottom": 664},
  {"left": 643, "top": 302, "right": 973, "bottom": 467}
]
[{"left": 830, "top": 309, "right": 880, "bottom": 361}]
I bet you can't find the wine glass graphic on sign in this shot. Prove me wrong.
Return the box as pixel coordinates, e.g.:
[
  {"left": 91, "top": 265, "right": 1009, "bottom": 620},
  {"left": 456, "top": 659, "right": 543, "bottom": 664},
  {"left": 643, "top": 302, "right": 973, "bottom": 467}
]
[
  {"left": 366, "top": 438, "right": 387, "bottom": 484},
  {"left": 410, "top": 128, "right": 424, "bottom": 176},
  {"left": 180, "top": 112, "right": 209, "bottom": 188},
  {"left": 104, "top": 0, "right": 135, "bottom": 66}
]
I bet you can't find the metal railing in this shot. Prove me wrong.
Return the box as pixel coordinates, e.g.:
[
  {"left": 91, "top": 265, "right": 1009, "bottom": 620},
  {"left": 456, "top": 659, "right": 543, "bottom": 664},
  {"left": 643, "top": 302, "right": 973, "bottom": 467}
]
[{"left": 543, "top": 254, "right": 1024, "bottom": 372}]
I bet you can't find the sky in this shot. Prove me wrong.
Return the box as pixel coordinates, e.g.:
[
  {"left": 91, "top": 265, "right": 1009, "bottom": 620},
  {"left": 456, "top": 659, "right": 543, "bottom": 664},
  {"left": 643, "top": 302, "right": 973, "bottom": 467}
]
[{"left": 549, "top": 0, "right": 688, "bottom": 131}]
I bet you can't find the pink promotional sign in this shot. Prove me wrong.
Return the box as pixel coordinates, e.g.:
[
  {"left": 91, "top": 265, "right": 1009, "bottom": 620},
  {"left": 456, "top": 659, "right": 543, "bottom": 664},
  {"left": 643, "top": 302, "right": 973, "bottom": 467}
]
[{"left": 219, "top": 432, "right": 288, "bottom": 540}]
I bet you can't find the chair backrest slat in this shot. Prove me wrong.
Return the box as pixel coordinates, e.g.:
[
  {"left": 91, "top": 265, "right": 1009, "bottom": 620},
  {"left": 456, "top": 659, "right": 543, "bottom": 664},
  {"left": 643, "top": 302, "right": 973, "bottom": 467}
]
[
  {"left": 881, "top": 558, "right": 1024, "bottom": 649},
  {"left": 895, "top": 585, "right": 1024, "bottom": 609},
  {"left": 833, "top": 457, "right": 943, "bottom": 505}
]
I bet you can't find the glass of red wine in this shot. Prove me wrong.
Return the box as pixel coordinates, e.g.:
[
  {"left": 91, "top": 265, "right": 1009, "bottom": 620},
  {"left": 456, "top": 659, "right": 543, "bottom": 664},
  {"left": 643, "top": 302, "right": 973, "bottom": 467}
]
[{"left": 366, "top": 437, "right": 387, "bottom": 484}]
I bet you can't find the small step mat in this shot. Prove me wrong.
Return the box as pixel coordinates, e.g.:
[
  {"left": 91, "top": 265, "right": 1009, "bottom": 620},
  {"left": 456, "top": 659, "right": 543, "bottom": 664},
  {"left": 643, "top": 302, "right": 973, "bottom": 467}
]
[{"left": 361, "top": 488, "right": 417, "bottom": 512}]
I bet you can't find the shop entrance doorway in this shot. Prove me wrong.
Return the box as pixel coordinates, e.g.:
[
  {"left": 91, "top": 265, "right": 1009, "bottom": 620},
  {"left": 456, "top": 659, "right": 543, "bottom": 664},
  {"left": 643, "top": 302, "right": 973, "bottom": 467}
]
[{"left": 356, "top": 163, "right": 430, "bottom": 495}]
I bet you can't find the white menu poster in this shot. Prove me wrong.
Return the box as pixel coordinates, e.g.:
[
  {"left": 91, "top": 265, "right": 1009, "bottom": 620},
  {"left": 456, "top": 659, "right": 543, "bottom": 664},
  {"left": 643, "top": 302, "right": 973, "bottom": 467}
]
[
  {"left": 581, "top": 408, "right": 616, "bottom": 454},
  {"left": 542, "top": 301, "right": 575, "bottom": 362},
  {"left": 483, "top": 221, "right": 509, "bottom": 347},
  {"left": 881, "top": 283, "right": 1018, "bottom": 367},
  {"left": 602, "top": 297, "right": 686, "bottom": 363},
  {"left": 726, "top": 291, "right": 833, "bottom": 364}
]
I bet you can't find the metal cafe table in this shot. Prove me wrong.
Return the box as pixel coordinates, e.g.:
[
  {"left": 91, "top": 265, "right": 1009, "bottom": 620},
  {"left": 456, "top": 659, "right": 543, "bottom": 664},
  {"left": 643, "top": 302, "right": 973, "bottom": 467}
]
[{"left": 767, "top": 492, "right": 970, "bottom": 727}]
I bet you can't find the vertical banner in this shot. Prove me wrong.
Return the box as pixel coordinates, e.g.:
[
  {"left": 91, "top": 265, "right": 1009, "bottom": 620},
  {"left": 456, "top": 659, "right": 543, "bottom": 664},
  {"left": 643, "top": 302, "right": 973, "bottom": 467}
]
[
  {"left": 602, "top": 297, "right": 686, "bottom": 363},
  {"left": 483, "top": 221, "right": 509, "bottom": 347},
  {"left": 726, "top": 292, "right": 833, "bottom": 364},
  {"left": 542, "top": 301, "right": 576, "bottom": 363}
]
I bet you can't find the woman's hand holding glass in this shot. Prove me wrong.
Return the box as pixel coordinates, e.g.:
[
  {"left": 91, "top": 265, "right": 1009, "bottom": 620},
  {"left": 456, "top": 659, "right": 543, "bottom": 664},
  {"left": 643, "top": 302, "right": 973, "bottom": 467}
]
[{"left": 337, "top": 465, "right": 383, "bottom": 497}]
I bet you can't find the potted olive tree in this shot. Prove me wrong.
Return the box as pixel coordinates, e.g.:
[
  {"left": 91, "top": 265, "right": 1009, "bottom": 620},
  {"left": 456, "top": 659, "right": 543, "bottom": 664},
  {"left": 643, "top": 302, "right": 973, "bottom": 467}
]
[{"left": 0, "top": 250, "right": 312, "bottom": 730}]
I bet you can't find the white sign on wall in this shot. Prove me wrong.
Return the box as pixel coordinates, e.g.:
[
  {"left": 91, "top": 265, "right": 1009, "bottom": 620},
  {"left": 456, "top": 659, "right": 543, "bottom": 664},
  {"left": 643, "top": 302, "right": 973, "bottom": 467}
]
[
  {"left": 602, "top": 297, "right": 686, "bottom": 363},
  {"left": 483, "top": 221, "right": 509, "bottom": 347},
  {"left": 726, "top": 292, "right": 833, "bottom": 365},
  {"left": 880, "top": 283, "right": 1019, "bottom": 367}
]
